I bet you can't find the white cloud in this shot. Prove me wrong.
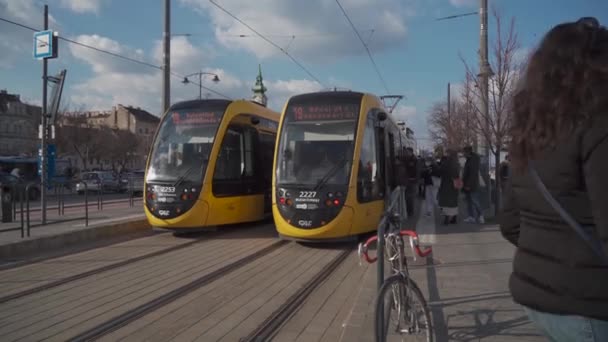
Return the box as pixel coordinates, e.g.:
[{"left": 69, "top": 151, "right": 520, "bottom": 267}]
[
  {"left": 392, "top": 104, "right": 431, "bottom": 147},
  {"left": 265, "top": 79, "right": 323, "bottom": 109},
  {"left": 67, "top": 34, "right": 271, "bottom": 114},
  {"left": 59, "top": 0, "right": 107, "bottom": 14},
  {"left": 449, "top": 0, "right": 477, "bottom": 8},
  {"left": 179, "top": 0, "right": 412, "bottom": 61},
  {"left": 69, "top": 34, "right": 152, "bottom": 74}
]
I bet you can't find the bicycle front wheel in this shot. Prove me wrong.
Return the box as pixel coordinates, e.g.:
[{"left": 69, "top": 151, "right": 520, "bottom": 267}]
[{"left": 375, "top": 274, "right": 433, "bottom": 342}]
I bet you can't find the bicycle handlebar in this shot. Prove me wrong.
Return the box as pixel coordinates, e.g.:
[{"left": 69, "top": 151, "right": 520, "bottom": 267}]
[{"left": 358, "top": 230, "right": 432, "bottom": 264}]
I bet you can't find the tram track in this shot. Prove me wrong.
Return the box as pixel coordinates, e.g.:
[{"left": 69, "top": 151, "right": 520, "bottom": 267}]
[
  {"left": 240, "top": 248, "right": 353, "bottom": 342},
  {"left": 66, "top": 240, "right": 288, "bottom": 342},
  {"left": 0, "top": 220, "right": 270, "bottom": 304},
  {"left": 0, "top": 236, "right": 208, "bottom": 304}
]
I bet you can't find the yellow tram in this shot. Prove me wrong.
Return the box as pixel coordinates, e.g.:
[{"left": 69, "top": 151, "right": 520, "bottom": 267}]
[
  {"left": 272, "top": 91, "right": 412, "bottom": 241},
  {"left": 144, "top": 99, "right": 280, "bottom": 231}
]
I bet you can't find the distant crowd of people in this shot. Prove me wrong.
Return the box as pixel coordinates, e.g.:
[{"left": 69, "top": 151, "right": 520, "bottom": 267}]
[{"left": 395, "top": 144, "right": 505, "bottom": 226}]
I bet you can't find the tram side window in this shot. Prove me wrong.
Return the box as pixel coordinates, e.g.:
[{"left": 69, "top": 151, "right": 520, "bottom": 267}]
[
  {"left": 259, "top": 132, "right": 276, "bottom": 185},
  {"left": 357, "top": 115, "right": 383, "bottom": 203},
  {"left": 212, "top": 125, "right": 260, "bottom": 196}
]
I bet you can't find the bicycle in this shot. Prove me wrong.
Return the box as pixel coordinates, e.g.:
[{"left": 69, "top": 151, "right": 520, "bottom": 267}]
[{"left": 359, "top": 212, "right": 434, "bottom": 342}]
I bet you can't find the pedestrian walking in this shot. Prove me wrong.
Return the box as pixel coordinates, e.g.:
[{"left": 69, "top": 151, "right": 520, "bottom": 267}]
[
  {"left": 462, "top": 145, "right": 484, "bottom": 224},
  {"left": 437, "top": 149, "right": 460, "bottom": 225},
  {"left": 403, "top": 147, "right": 419, "bottom": 218},
  {"left": 499, "top": 154, "right": 510, "bottom": 191},
  {"left": 421, "top": 158, "right": 435, "bottom": 217},
  {"left": 500, "top": 17, "right": 608, "bottom": 342}
]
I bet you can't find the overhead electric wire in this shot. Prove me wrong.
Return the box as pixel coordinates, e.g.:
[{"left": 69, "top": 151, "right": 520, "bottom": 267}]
[
  {"left": 209, "top": 0, "right": 325, "bottom": 87},
  {"left": 0, "top": 16, "right": 232, "bottom": 100},
  {"left": 436, "top": 12, "right": 478, "bottom": 21},
  {"left": 334, "top": 0, "right": 389, "bottom": 94}
]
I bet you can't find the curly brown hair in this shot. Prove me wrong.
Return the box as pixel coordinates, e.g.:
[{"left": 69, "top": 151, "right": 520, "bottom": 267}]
[{"left": 509, "top": 17, "right": 608, "bottom": 172}]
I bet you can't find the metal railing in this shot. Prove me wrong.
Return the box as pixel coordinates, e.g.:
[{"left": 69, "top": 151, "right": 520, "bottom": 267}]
[{"left": 0, "top": 176, "right": 144, "bottom": 239}]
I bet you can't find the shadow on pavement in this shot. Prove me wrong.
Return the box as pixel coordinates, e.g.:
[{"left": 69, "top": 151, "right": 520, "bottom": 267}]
[{"left": 446, "top": 308, "right": 544, "bottom": 342}]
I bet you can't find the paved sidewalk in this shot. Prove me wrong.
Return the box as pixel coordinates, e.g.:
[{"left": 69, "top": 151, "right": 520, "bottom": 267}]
[
  {"left": 330, "top": 197, "right": 546, "bottom": 342},
  {"left": 0, "top": 200, "right": 148, "bottom": 262}
]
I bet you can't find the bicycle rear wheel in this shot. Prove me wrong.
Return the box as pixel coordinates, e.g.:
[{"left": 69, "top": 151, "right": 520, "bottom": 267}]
[{"left": 375, "top": 274, "right": 433, "bottom": 342}]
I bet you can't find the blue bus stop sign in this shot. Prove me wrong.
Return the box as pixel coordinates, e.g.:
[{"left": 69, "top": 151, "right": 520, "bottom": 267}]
[{"left": 38, "top": 144, "right": 56, "bottom": 188}]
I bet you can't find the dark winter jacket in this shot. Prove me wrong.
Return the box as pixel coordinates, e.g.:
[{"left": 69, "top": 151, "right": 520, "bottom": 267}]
[
  {"left": 463, "top": 152, "right": 480, "bottom": 191},
  {"left": 437, "top": 156, "right": 460, "bottom": 208},
  {"left": 398, "top": 155, "right": 418, "bottom": 186},
  {"left": 499, "top": 115, "right": 608, "bottom": 321}
]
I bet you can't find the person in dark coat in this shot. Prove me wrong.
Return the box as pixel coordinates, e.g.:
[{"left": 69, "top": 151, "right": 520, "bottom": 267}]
[
  {"left": 462, "top": 145, "right": 484, "bottom": 224},
  {"left": 500, "top": 17, "right": 608, "bottom": 341},
  {"left": 437, "top": 149, "right": 460, "bottom": 225},
  {"left": 397, "top": 147, "right": 418, "bottom": 218}
]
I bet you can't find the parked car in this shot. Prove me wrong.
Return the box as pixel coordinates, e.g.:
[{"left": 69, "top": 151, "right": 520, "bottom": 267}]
[
  {"left": 0, "top": 172, "right": 41, "bottom": 201},
  {"left": 120, "top": 170, "right": 145, "bottom": 196},
  {"left": 76, "top": 171, "right": 123, "bottom": 194}
]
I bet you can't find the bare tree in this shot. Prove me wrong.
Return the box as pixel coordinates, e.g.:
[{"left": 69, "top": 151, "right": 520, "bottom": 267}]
[
  {"left": 427, "top": 81, "right": 478, "bottom": 149},
  {"left": 460, "top": 8, "right": 522, "bottom": 213}
]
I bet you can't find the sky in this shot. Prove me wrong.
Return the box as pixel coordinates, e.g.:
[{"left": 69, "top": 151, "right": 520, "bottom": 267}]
[{"left": 1, "top": 0, "right": 607, "bottom": 148}]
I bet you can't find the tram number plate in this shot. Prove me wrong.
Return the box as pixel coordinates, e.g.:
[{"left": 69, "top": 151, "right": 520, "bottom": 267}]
[
  {"left": 299, "top": 191, "right": 317, "bottom": 198},
  {"left": 155, "top": 186, "right": 176, "bottom": 193}
]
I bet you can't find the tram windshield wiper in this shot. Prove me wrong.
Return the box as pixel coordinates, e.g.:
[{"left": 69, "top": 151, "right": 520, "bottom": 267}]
[
  {"left": 172, "top": 159, "right": 207, "bottom": 188},
  {"left": 314, "top": 157, "right": 348, "bottom": 191}
]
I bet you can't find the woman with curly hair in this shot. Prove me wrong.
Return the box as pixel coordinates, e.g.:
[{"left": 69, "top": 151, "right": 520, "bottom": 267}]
[{"left": 500, "top": 17, "right": 608, "bottom": 341}]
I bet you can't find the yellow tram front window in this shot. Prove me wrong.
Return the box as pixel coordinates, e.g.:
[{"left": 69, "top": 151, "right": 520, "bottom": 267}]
[
  {"left": 147, "top": 103, "right": 228, "bottom": 185},
  {"left": 277, "top": 101, "right": 360, "bottom": 188}
]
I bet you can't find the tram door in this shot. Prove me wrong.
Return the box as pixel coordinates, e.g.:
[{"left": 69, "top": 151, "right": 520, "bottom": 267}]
[{"left": 375, "top": 124, "right": 386, "bottom": 199}]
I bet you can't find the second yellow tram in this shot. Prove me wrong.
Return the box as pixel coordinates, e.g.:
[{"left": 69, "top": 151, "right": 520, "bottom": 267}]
[
  {"left": 144, "top": 99, "right": 280, "bottom": 231},
  {"left": 272, "top": 91, "right": 412, "bottom": 241}
]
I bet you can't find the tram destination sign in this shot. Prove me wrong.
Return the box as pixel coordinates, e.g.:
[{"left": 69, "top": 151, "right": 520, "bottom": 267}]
[
  {"left": 289, "top": 102, "right": 359, "bottom": 122},
  {"left": 171, "top": 110, "right": 223, "bottom": 126}
]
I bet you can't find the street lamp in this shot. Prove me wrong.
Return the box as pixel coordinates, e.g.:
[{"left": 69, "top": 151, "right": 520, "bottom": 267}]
[{"left": 182, "top": 72, "right": 220, "bottom": 99}]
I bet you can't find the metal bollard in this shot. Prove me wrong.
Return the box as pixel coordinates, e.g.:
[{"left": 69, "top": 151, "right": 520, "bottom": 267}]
[
  {"left": 19, "top": 187, "right": 24, "bottom": 238},
  {"left": 25, "top": 183, "right": 34, "bottom": 237},
  {"left": 129, "top": 176, "right": 135, "bottom": 208},
  {"left": 84, "top": 182, "right": 89, "bottom": 227}
]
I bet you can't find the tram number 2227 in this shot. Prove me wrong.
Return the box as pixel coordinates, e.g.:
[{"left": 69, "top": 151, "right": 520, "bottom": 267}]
[{"left": 299, "top": 191, "right": 317, "bottom": 198}]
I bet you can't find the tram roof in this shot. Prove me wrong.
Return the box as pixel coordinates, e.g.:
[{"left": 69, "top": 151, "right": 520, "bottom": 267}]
[
  {"left": 289, "top": 91, "right": 365, "bottom": 103},
  {"left": 168, "top": 99, "right": 232, "bottom": 111}
]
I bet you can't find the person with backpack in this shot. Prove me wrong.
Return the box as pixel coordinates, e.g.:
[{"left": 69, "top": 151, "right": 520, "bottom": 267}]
[{"left": 500, "top": 17, "right": 608, "bottom": 341}]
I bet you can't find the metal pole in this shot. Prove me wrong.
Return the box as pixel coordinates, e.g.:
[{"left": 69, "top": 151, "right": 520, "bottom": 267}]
[
  {"left": 199, "top": 72, "right": 202, "bottom": 100},
  {"left": 41, "top": 4, "right": 49, "bottom": 225},
  {"left": 480, "top": 0, "right": 492, "bottom": 209},
  {"left": 162, "top": 0, "right": 171, "bottom": 113},
  {"left": 447, "top": 82, "right": 451, "bottom": 115}
]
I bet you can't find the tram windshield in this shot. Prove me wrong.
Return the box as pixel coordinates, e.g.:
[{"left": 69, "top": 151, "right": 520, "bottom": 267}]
[
  {"left": 276, "top": 100, "right": 360, "bottom": 187},
  {"left": 146, "top": 104, "right": 228, "bottom": 184}
]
